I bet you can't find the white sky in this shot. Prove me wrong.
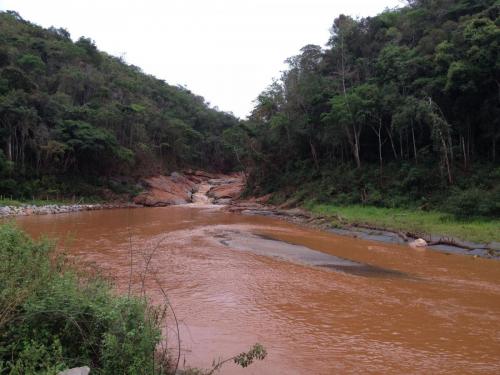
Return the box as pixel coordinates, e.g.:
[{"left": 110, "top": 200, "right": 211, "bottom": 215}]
[{"left": 0, "top": 0, "right": 402, "bottom": 118}]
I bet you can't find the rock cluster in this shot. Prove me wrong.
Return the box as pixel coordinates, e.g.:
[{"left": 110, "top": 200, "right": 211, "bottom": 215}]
[
  {"left": 133, "top": 171, "right": 245, "bottom": 207},
  {"left": 0, "top": 203, "right": 132, "bottom": 218},
  {"left": 58, "top": 367, "right": 90, "bottom": 375},
  {"left": 133, "top": 173, "right": 197, "bottom": 206},
  {"left": 0, "top": 170, "right": 247, "bottom": 216},
  {"left": 207, "top": 174, "right": 245, "bottom": 204}
]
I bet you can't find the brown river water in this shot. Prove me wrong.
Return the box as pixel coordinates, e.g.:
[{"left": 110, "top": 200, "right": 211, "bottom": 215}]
[{"left": 15, "top": 206, "right": 500, "bottom": 374}]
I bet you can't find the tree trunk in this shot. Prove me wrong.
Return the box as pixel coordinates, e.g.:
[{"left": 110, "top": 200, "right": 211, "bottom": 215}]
[
  {"left": 339, "top": 31, "right": 361, "bottom": 169},
  {"left": 378, "top": 132, "right": 382, "bottom": 171},
  {"left": 399, "top": 131, "right": 403, "bottom": 160},
  {"left": 467, "top": 124, "right": 471, "bottom": 169},
  {"left": 7, "top": 134, "right": 12, "bottom": 161},
  {"left": 386, "top": 125, "right": 398, "bottom": 160},
  {"left": 461, "top": 135, "right": 467, "bottom": 170},
  {"left": 370, "top": 120, "right": 383, "bottom": 171},
  {"left": 448, "top": 133, "right": 454, "bottom": 162},
  {"left": 352, "top": 125, "right": 361, "bottom": 168},
  {"left": 493, "top": 136, "right": 496, "bottom": 163},
  {"left": 309, "top": 138, "right": 320, "bottom": 170},
  {"left": 411, "top": 120, "right": 417, "bottom": 165},
  {"left": 441, "top": 135, "right": 452, "bottom": 184}
]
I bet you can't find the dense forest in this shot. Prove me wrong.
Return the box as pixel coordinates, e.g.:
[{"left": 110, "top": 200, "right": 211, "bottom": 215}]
[
  {"left": 0, "top": 10, "right": 239, "bottom": 198},
  {"left": 238, "top": 0, "right": 500, "bottom": 217}
]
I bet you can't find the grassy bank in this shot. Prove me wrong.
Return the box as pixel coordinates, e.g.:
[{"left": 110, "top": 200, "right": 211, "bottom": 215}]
[{"left": 308, "top": 204, "right": 500, "bottom": 244}]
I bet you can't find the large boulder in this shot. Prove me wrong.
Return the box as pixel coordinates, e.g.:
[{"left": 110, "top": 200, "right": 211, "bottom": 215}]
[
  {"left": 208, "top": 174, "right": 245, "bottom": 201},
  {"left": 133, "top": 174, "right": 196, "bottom": 206},
  {"left": 190, "top": 170, "right": 218, "bottom": 179},
  {"left": 183, "top": 169, "right": 219, "bottom": 184},
  {"left": 409, "top": 238, "right": 428, "bottom": 248}
]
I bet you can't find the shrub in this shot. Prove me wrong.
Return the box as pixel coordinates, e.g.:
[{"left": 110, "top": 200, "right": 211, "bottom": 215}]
[
  {"left": 444, "top": 187, "right": 500, "bottom": 219},
  {"left": 0, "top": 224, "right": 165, "bottom": 374}
]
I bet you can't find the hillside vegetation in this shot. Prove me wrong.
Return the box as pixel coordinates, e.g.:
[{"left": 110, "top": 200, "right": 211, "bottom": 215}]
[
  {"left": 240, "top": 0, "right": 500, "bottom": 218},
  {"left": 0, "top": 11, "right": 240, "bottom": 199}
]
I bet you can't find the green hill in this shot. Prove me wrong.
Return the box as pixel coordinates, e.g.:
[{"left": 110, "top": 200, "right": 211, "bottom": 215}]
[
  {"left": 0, "top": 11, "right": 240, "bottom": 199},
  {"left": 244, "top": 0, "right": 500, "bottom": 218}
]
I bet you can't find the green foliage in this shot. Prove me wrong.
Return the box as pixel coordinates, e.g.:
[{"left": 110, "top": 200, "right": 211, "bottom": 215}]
[
  {"left": 17, "top": 54, "right": 45, "bottom": 73},
  {"left": 0, "top": 224, "right": 163, "bottom": 374},
  {"left": 1, "top": 339, "right": 66, "bottom": 375},
  {"left": 444, "top": 187, "right": 500, "bottom": 219},
  {"left": 310, "top": 203, "right": 500, "bottom": 244},
  {"left": 182, "top": 343, "right": 267, "bottom": 375},
  {"left": 233, "top": 343, "right": 267, "bottom": 368},
  {"left": 54, "top": 120, "right": 134, "bottom": 172},
  {"left": 0, "top": 150, "right": 13, "bottom": 175}
]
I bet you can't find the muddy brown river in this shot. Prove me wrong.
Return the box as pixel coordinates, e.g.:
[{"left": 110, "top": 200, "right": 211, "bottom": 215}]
[{"left": 15, "top": 206, "right": 500, "bottom": 374}]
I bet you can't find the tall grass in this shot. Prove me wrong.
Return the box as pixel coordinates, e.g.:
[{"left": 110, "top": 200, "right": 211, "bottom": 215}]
[{"left": 309, "top": 204, "right": 500, "bottom": 243}]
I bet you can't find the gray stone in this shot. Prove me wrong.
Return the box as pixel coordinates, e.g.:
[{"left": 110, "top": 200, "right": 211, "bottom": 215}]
[
  {"left": 488, "top": 242, "right": 500, "bottom": 251},
  {"left": 0, "top": 206, "right": 12, "bottom": 215},
  {"left": 58, "top": 366, "right": 90, "bottom": 375},
  {"left": 409, "top": 238, "right": 428, "bottom": 248}
]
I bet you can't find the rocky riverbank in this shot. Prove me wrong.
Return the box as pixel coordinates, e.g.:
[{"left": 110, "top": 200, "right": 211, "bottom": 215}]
[
  {"left": 132, "top": 170, "right": 244, "bottom": 206},
  {"left": 0, "top": 203, "right": 138, "bottom": 218},
  {"left": 3, "top": 170, "right": 498, "bottom": 259},
  {"left": 0, "top": 170, "right": 245, "bottom": 218},
  {"left": 223, "top": 201, "right": 500, "bottom": 259}
]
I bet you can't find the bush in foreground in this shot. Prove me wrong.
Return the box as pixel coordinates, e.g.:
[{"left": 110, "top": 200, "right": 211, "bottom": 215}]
[{"left": 0, "top": 223, "right": 164, "bottom": 374}]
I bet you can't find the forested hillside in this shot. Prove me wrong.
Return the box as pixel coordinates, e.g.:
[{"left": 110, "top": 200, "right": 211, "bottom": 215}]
[
  {"left": 0, "top": 11, "right": 239, "bottom": 198},
  {"left": 243, "top": 0, "right": 500, "bottom": 217},
  {"left": 1, "top": 1, "right": 499, "bottom": 217}
]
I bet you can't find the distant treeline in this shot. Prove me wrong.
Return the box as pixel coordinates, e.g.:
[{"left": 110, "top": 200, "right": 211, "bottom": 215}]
[
  {"left": 236, "top": 0, "right": 500, "bottom": 217},
  {"left": 0, "top": 10, "right": 240, "bottom": 197}
]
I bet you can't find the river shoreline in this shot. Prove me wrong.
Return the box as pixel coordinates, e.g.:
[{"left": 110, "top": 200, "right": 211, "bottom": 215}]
[
  {"left": 0, "top": 202, "right": 140, "bottom": 217},
  {"left": 2, "top": 200, "right": 499, "bottom": 259},
  {"left": 2, "top": 171, "right": 499, "bottom": 259},
  {"left": 2, "top": 199, "right": 499, "bottom": 259},
  {"left": 224, "top": 201, "right": 500, "bottom": 259}
]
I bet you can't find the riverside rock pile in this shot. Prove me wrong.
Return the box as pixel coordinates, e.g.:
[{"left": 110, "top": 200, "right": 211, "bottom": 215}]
[
  {"left": 133, "top": 172, "right": 197, "bottom": 206},
  {"left": 207, "top": 174, "right": 245, "bottom": 204},
  {"left": 133, "top": 171, "right": 245, "bottom": 206},
  {"left": 0, "top": 171, "right": 246, "bottom": 216},
  {"left": 0, "top": 203, "right": 131, "bottom": 217}
]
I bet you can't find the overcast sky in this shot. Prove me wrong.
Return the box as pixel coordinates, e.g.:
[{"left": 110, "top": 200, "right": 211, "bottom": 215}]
[{"left": 0, "top": 0, "right": 402, "bottom": 118}]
